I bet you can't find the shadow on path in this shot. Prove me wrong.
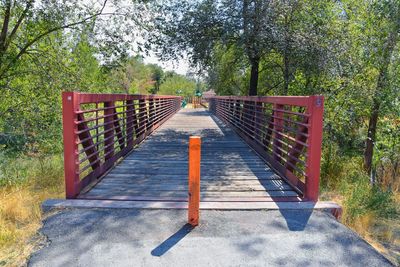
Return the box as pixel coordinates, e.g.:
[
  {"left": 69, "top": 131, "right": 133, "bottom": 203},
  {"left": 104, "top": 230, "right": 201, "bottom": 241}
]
[
  {"left": 209, "top": 112, "right": 315, "bottom": 231},
  {"left": 151, "top": 223, "right": 194, "bottom": 257}
]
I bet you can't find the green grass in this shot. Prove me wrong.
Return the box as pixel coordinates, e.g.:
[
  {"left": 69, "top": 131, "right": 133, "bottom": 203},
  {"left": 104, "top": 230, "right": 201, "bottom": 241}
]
[{"left": 320, "top": 146, "right": 399, "bottom": 264}]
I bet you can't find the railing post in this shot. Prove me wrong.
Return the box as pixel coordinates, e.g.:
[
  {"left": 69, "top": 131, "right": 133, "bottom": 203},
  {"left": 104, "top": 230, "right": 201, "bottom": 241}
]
[
  {"left": 148, "top": 97, "right": 154, "bottom": 129},
  {"left": 155, "top": 98, "right": 160, "bottom": 121},
  {"left": 254, "top": 101, "right": 263, "bottom": 143},
  {"left": 305, "top": 95, "right": 324, "bottom": 201},
  {"left": 234, "top": 100, "right": 241, "bottom": 127},
  {"left": 188, "top": 136, "right": 201, "bottom": 226},
  {"left": 229, "top": 99, "right": 235, "bottom": 117},
  {"left": 273, "top": 104, "right": 284, "bottom": 163},
  {"left": 244, "top": 100, "right": 255, "bottom": 138},
  {"left": 139, "top": 99, "right": 147, "bottom": 135},
  {"left": 209, "top": 98, "right": 214, "bottom": 113},
  {"left": 77, "top": 113, "right": 100, "bottom": 171},
  {"left": 113, "top": 106, "right": 125, "bottom": 150},
  {"left": 126, "top": 99, "right": 134, "bottom": 149},
  {"left": 62, "top": 92, "right": 80, "bottom": 199},
  {"left": 176, "top": 98, "right": 180, "bottom": 112},
  {"left": 104, "top": 101, "right": 115, "bottom": 161}
]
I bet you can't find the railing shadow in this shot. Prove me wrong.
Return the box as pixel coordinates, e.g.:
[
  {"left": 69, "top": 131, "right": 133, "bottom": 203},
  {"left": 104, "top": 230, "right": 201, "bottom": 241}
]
[
  {"left": 151, "top": 223, "right": 194, "bottom": 257},
  {"left": 94, "top": 107, "right": 314, "bottom": 231},
  {"left": 209, "top": 112, "right": 315, "bottom": 231},
  {"left": 178, "top": 108, "right": 210, "bottom": 117}
]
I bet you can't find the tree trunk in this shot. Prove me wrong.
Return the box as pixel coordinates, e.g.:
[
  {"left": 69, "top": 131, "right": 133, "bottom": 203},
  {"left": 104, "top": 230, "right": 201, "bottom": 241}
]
[
  {"left": 363, "top": 28, "right": 398, "bottom": 176},
  {"left": 249, "top": 57, "right": 259, "bottom": 96},
  {"left": 364, "top": 99, "right": 380, "bottom": 175}
]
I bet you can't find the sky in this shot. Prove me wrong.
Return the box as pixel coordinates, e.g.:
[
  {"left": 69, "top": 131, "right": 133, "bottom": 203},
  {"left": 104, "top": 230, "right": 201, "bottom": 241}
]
[
  {"left": 143, "top": 52, "right": 191, "bottom": 76},
  {"left": 95, "top": 0, "right": 191, "bottom": 76}
]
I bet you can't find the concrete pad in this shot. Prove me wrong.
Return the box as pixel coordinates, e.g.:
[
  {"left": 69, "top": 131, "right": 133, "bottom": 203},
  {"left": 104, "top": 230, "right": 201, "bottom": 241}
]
[{"left": 29, "top": 209, "right": 393, "bottom": 267}]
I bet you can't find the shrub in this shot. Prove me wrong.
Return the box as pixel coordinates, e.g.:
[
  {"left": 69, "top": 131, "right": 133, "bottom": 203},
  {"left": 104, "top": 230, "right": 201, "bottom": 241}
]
[{"left": 341, "top": 168, "right": 398, "bottom": 223}]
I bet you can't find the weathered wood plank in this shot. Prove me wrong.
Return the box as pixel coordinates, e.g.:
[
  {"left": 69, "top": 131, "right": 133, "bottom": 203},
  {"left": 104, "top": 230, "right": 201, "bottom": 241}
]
[
  {"left": 102, "top": 176, "right": 286, "bottom": 186},
  {"left": 90, "top": 183, "right": 293, "bottom": 192},
  {"left": 103, "top": 174, "right": 281, "bottom": 180},
  {"left": 85, "top": 191, "right": 298, "bottom": 200},
  {"left": 78, "top": 195, "right": 301, "bottom": 202},
  {"left": 80, "top": 108, "right": 300, "bottom": 201}
]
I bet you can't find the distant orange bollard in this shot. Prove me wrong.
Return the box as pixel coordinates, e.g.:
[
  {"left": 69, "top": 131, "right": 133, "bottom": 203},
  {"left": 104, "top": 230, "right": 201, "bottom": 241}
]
[{"left": 188, "top": 136, "right": 201, "bottom": 226}]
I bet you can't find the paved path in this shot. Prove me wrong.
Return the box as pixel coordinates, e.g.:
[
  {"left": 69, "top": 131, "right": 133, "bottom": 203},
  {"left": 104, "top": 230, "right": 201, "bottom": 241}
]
[
  {"left": 29, "top": 209, "right": 393, "bottom": 267},
  {"left": 79, "top": 108, "right": 299, "bottom": 202}
]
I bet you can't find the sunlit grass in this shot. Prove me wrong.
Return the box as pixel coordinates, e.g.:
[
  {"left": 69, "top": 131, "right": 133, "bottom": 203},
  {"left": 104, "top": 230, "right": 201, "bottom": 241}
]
[
  {"left": 321, "top": 147, "right": 399, "bottom": 265},
  {"left": 0, "top": 149, "right": 398, "bottom": 266},
  {"left": 0, "top": 155, "right": 64, "bottom": 266}
]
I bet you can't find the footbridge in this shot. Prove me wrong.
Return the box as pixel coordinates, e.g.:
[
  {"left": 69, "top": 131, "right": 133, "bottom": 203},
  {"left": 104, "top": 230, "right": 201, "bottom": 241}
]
[{"left": 56, "top": 92, "right": 339, "bottom": 213}]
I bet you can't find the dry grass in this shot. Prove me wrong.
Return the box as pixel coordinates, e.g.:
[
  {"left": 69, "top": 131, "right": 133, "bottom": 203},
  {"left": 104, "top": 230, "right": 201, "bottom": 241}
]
[
  {"left": 321, "top": 191, "right": 400, "bottom": 265},
  {"left": 348, "top": 212, "right": 400, "bottom": 265},
  {"left": 0, "top": 155, "right": 64, "bottom": 266}
]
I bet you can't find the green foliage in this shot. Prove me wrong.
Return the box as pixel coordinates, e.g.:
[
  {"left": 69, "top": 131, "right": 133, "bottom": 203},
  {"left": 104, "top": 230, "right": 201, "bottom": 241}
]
[
  {"left": 341, "top": 167, "right": 397, "bottom": 221},
  {"left": 320, "top": 143, "right": 345, "bottom": 190},
  {"left": 0, "top": 153, "right": 63, "bottom": 187},
  {"left": 107, "top": 56, "right": 153, "bottom": 94},
  {"left": 159, "top": 73, "right": 197, "bottom": 97},
  {"left": 160, "top": 0, "right": 400, "bottom": 191}
]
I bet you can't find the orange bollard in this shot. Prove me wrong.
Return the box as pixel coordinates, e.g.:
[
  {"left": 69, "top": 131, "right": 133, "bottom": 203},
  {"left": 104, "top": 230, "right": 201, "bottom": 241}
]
[{"left": 188, "top": 136, "right": 201, "bottom": 226}]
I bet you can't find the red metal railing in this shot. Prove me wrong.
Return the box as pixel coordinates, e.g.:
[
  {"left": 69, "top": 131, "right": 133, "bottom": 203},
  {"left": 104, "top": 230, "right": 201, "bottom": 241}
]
[
  {"left": 209, "top": 95, "right": 324, "bottom": 201},
  {"left": 62, "top": 92, "right": 181, "bottom": 198}
]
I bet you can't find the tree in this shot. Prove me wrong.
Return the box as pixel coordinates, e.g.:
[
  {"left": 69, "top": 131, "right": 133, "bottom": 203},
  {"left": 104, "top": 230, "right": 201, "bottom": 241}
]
[
  {"left": 108, "top": 56, "right": 154, "bottom": 94},
  {"left": 158, "top": 72, "right": 197, "bottom": 98},
  {"left": 0, "top": 0, "right": 107, "bottom": 83},
  {"left": 362, "top": 1, "right": 400, "bottom": 176},
  {"left": 149, "top": 0, "right": 275, "bottom": 95},
  {"left": 0, "top": 0, "right": 150, "bottom": 151},
  {"left": 148, "top": 64, "right": 164, "bottom": 94},
  {"left": 0, "top": 0, "right": 148, "bottom": 87}
]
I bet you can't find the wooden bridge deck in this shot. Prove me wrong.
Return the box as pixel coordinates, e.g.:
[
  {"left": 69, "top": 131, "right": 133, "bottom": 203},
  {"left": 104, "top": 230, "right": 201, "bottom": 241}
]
[{"left": 79, "top": 108, "right": 300, "bottom": 202}]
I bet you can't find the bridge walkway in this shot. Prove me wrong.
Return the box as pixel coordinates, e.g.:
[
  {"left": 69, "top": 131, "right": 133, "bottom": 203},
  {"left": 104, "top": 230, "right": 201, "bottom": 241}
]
[{"left": 79, "top": 108, "right": 300, "bottom": 202}]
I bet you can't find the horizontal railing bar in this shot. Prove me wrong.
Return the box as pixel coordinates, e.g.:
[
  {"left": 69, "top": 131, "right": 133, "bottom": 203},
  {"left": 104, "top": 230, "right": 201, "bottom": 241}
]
[
  {"left": 210, "top": 96, "right": 311, "bottom": 107},
  {"left": 215, "top": 105, "right": 306, "bottom": 159},
  {"left": 77, "top": 98, "right": 175, "bottom": 124},
  {"left": 214, "top": 106, "right": 308, "bottom": 177},
  {"left": 75, "top": 101, "right": 176, "bottom": 134},
  {"left": 237, "top": 110, "right": 310, "bottom": 138},
  {"left": 215, "top": 105, "right": 309, "bottom": 149},
  {"left": 76, "top": 93, "right": 181, "bottom": 104},
  {"left": 79, "top": 104, "right": 178, "bottom": 172},
  {"left": 76, "top": 98, "right": 177, "bottom": 115},
  {"left": 237, "top": 103, "right": 310, "bottom": 128},
  {"left": 78, "top": 103, "right": 178, "bottom": 156}
]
